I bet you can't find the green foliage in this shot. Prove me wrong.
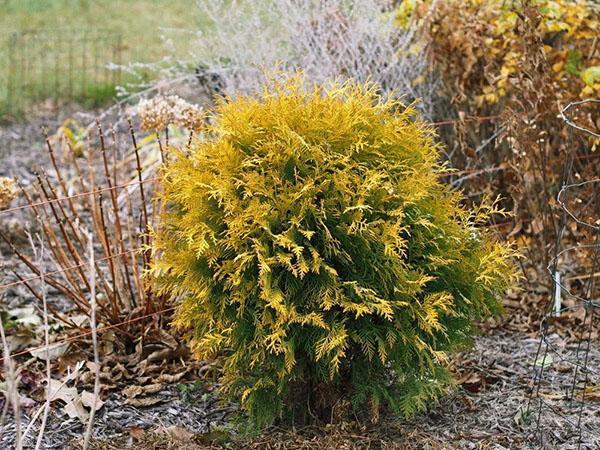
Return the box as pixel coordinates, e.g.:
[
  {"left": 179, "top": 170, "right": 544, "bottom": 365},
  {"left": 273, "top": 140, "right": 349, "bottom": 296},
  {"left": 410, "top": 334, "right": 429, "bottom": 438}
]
[
  {"left": 76, "top": 82, "right": 118, "bottom": 108},
  {"left": 151, "top": 76, "right": 519, "bottom": 428},
  {"left": 177, "top": 381, "right": 209, "bottom": 405}
]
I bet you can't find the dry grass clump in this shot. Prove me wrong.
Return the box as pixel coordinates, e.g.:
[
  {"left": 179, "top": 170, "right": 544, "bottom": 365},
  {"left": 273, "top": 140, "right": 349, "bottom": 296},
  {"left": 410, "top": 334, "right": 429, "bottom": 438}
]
[
  {"left": 138, "top": 95, "right": 205, "bottom": 132},
  {"left": 0, "top": 176, "right": 17, "bottom": 210}
]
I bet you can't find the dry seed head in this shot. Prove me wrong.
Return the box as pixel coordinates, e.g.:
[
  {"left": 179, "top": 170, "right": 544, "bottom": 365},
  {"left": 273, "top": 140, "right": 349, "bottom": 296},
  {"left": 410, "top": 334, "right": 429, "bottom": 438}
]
[
  {"left": 0, "top": 177, "right": 17, "bottom": 210},
  {"left": 138, "top": 95, "right": 205, "bottom": 132}
]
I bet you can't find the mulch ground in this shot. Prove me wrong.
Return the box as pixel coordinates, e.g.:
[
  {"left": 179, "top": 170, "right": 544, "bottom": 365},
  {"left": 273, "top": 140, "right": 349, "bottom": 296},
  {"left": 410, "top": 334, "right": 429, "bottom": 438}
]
[{"left": 0, "top": 329, "right": 595, "bottom": 450}]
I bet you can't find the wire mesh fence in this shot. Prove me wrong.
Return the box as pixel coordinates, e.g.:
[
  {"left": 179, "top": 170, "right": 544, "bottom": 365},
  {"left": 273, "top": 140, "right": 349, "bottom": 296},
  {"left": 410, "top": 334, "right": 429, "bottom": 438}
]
[
  {"left": 527, "top": 99, "right": 600, "bottom": 449},
  {"left": 0, "top": 29, "right": 122, "bottom": 120}
]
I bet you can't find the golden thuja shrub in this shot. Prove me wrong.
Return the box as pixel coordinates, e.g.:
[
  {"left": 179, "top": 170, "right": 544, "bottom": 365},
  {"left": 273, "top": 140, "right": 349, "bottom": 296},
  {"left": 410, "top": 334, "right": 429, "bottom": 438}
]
[{"left": 151, "top": 76, "right": 519, "bottom": 427}]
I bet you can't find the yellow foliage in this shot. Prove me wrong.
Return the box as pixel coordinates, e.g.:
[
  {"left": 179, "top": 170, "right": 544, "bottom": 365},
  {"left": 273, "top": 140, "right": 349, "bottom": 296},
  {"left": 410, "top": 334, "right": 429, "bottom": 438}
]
[{"left": 399, "top": 0, "right": 600, "bottom": 103}]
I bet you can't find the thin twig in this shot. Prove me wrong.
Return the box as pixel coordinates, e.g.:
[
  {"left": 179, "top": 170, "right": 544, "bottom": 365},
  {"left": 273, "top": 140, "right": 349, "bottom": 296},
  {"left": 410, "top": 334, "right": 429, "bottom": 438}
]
[
  {"left": 0, "top": 314, "right": 21, "bottom": 450},
  {"left": 35, "top": 231, "right": 51, "bottom": 450},
  {"left": 83, "top": 230, "right": 100, "bottom": 450}
]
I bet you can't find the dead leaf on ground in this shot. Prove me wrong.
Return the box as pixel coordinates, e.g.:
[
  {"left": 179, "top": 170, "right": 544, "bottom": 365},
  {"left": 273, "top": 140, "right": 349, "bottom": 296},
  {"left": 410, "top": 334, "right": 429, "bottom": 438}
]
[
  {"left": 153, "top": 370, "right": 188, "bottom": 384},
  {"left": 68, "top": 315, "right": 89, "bottom": 327},
  {"left": 157, "top": 425, "right": 195, "bottom": 441},
  {"left": 47, "top": 379, "right": 78, "bottom": 404},
  {"left": 85, "top": 361, "right": 100, "bottom": 373},
  {"left": 102, "top": 330, "right": 116, "bottom": 355},
  {"left": 147, "top": 348, "right": 176, "bottom": 362},
  {"left": 129, "top": 426, "right": 146, "bottom": 441},
  {"left": 150, "top": 329, "right": 179, "bottom": 350},
  {"left": 81, "top": 390, "right": 104, "bottom": 410},
  {"left": 30, "top": 341, "right": 69, "bottom": 361},
  {"left": 457, "top": 371, "right": 483, "bottom": 392},
  {"left": 143, "top": 383, "right": 163, "bottom": 395},
  {"left": 126, "top": 396, "right": 164, "bottom": 407},
  {"left": 58, "top": 351, "right": 87, "bottom": 373},
  {"left": 64, "top": 398, "right": 89, "bottom": 422},
  {"left": 122, "top": 385, "right": 144, "bottom": 399}
]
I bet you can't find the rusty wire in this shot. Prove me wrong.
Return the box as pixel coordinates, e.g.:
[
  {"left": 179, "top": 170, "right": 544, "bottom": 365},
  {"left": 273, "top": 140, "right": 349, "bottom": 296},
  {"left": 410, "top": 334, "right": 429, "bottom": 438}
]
[
  {"left": 0, "top": 112, "right": 518, "bottom": 376},
  {"left": 2, "top": 109, "right": 599, "bottom": 220},
  {"left": 527, "top": 99, "right": 600, "bottom": 449},
  {"left": 0, "top": 177, "right": 158, "bottom": 217}
]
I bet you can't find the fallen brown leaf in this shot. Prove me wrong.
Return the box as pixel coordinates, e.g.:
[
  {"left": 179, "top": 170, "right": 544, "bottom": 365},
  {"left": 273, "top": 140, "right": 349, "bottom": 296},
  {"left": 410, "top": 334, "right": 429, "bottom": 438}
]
[
  {"left": 126, "top": 396, "right": 164, "bottom": 407},
  {"left": 64, "top": 398, "right": 89, "bottom": 422},
  {"left": 81, "top": 390, "right": 105, "bottom": 410},
  {"left": 129, "top": 426, "right": 146, "bottom": 441}
]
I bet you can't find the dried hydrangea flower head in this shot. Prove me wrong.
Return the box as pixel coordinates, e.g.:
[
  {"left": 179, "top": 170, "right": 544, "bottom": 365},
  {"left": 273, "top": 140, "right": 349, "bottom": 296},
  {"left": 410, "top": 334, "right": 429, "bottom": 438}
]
[
  {"left": 0, "top": 177, "right": 17, "bottom": 210},
  {"left": 138, "top": 95, "right": 206, "bottom": 132}
]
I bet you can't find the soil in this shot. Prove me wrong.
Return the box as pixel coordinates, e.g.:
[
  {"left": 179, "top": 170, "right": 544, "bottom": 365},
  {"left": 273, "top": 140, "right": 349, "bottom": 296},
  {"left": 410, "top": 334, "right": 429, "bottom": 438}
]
[{"left": 1, "top": 330, "right": 596, "bottom": 449}]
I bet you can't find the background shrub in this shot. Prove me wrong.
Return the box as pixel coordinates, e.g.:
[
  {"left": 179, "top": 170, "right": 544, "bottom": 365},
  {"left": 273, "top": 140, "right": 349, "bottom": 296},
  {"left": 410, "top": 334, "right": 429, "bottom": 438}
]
[
  {"left": 151, "top": 76, "right": 519, "bottom": 427},
  {"left": 137, "top": 0, "right": 438, "bottom": 119},
  {"left": 400, "top": 0, "right": 599, "bottom": 106},
  {"left": 399, "top": 0, "right": 599, "bottom": 277}
]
